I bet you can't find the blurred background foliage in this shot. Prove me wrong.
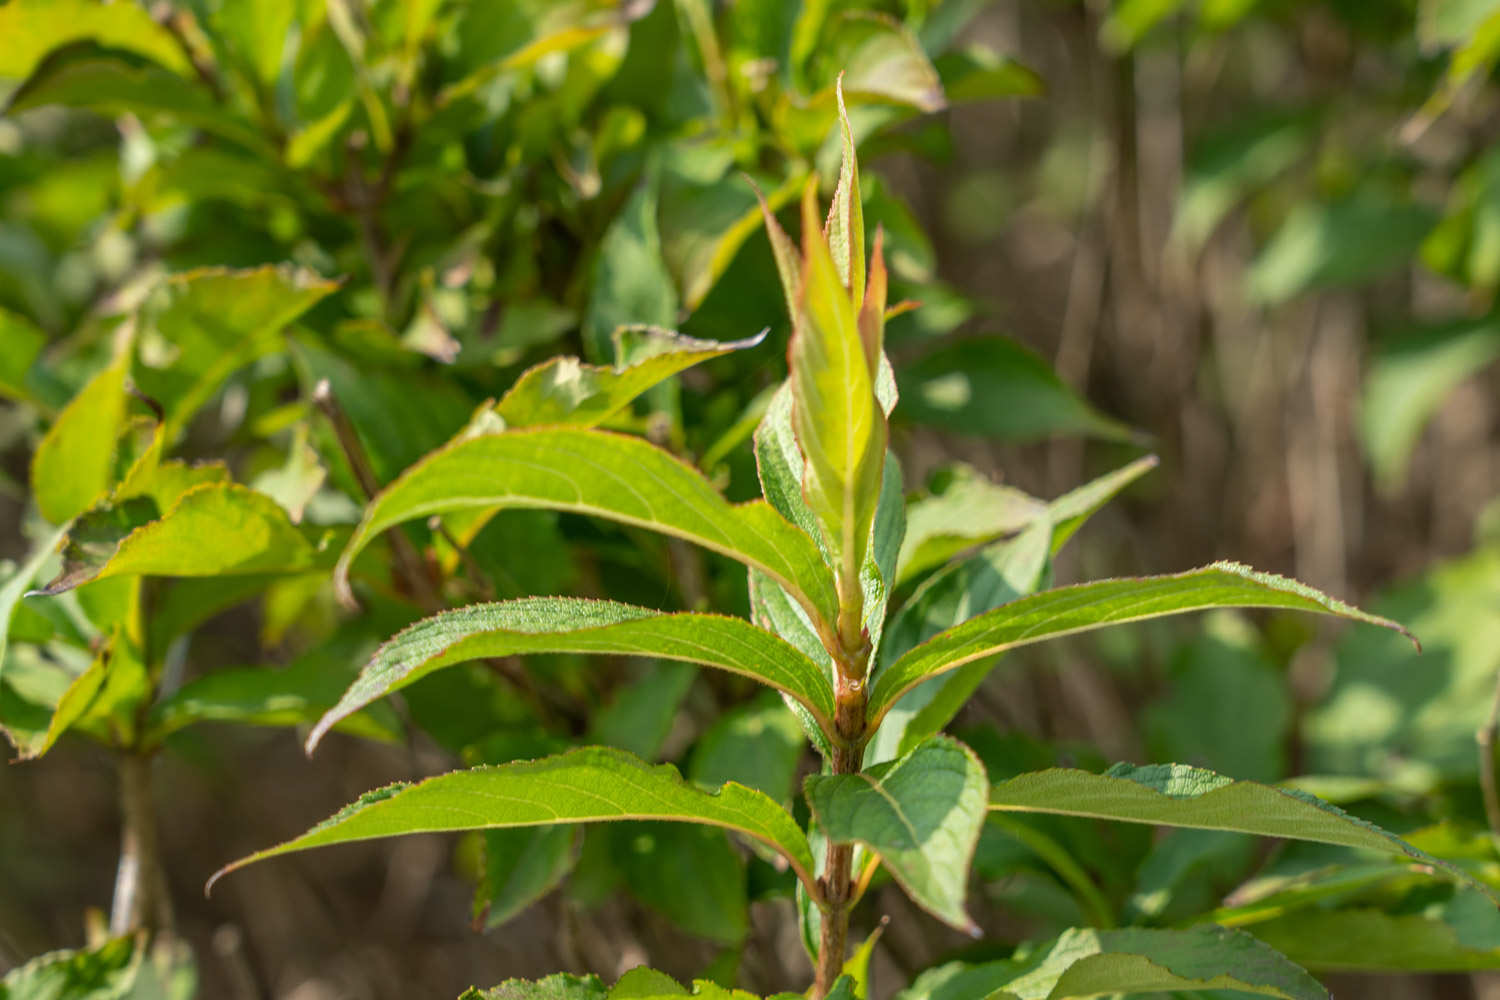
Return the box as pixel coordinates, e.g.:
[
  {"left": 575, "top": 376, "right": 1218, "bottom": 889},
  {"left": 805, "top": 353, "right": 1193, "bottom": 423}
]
[{"left": 2, "top": 0, "right": 1500, "bottom": 998}]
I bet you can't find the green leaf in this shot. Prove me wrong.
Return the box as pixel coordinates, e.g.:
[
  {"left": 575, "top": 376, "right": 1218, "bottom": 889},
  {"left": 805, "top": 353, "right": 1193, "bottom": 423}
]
[
  {"left": 588, "top": 660, "right": 697, "bottom": 761},
  {"left": 583, "top": 178, "right": 679, "bottom": 359},
  {"left": 0, "top": 307, "right": 45, "bottom": 402},
  {"left": 902, "top": 926, "right": 1327, "bottom": 1000},
  {"left": 309, "top": 598, "right": 833, "bottom": 752},
  {"left": 30, "top": 348, "right": 129, "bottom": 525},
  {"left": 869, "top": 519, "right": 1052, "bottom": 765},
  {"left": 0, "top": 0, "right": 192, "bottom": 81},
  {"left": 790, "top": 180, "right": 886, "bottom": 616},
  {"left": 988, "top": 762, "right": 1493, "bottom": 898},
  {"left": 823, "top": 12, "right": 945, "bottom": 114},
  {"left": 7, "top": 55, "right": 269, "bottom": 154},
  {"left": 474, "top": 826, "right": 578, "bottom": 931},
  {"left": 147, "top": 616, "right": 405, "bottom": 745},
  {"left": 210, "top": 746, "right": 817, "bottom": 894},
  {"left": 1043, "top": 454, "right": 1159, "bottom": 554},
  {"left": 0, "top": 524, "right": 68, "bottom": 689},
  {"left": 1360, "top": 317, "right": 1500, "bottom": 488},
  {"left": 690, "top": 692, "right": 806, "bottom": 803},
  {"left": 826, "top": 80, "right": 866, "bottom": 304},
  {"left": 868, "top": 561, "right": 1414, "bottom": 726},
  {"left": 935, "top": 48, "right": 1044, "bottom": 103},
  {"left": 1246, "top": 189, "right": 1438, "bottom": 305},
  {"left": 895, "top": 467, "right": 1046, "bottom": 586},
  {"left": 895, "top": 337, "right": 1135, "bottom": 443},
  {"left": 134, "top": 267, "right": 338, "bottom": 440},
  {"left": 496, "top": 327, "right": 765, "bottom": 430},
  {"left": 37, "top": 484, "right": 327, "bottom": 595},
  {"left": 614, "top": 822, "right": 748, "bottom": 945},
  {"left": 1305, "top": 545, "right": 1500, "bottom": 784},
  {"left": 1249, "top": 891, "right": 1500, "bottom": 971},
  {"left": 805, "top": 735, "right": 988, "bottom": 931},
  {"left": 335, "top": 427, "right": 839, "bottom": 630},
  {"left": 460, "top": 972, "right": 606, "bottom": 1000}
]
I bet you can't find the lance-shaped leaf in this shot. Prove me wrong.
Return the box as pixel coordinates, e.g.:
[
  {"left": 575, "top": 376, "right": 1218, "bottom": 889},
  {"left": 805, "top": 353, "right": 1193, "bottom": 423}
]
[
  {"left": 335, "top": 427, "right": 838, "bottom": 628},
  {"left": 805, "top": 735, "right": 987, "bottom": 931},
  {"left": 495, "top": 327, "right": 766, "bottom": 430},
  {"left": 30, "top": 348, "right": 129, "bottom": 525},
  {"left": 901, "top": 926, "right": 1327, "bottom": 1000},
  {"left": 826, "top": 78, "right": 866, "bottom": 303},
  {"left": 868, "top": 561, "right": 1414, "bottom": 725},
  {"left": 988, "top": 762, "right": 1494, "bottom": 899},
  {"left": 790, "top": 182, "right": 887, "bottom": 614},
  {"left": 209, "top": 746, "right": 817, "bottom": 894},
  {"left": 307, "top": 598, "right": 835, "bottom": 752},
  {"left": 37, "top": 483, "right": 328, "bottom": 595}
]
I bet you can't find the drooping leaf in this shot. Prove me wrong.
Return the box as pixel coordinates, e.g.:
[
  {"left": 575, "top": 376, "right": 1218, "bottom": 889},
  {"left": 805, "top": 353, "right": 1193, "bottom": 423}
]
[
  {"left": 495, "top": 327, "right": 766, "bottom": 429},
  {"left": 7, "top": 55, "right": 269, "bottom": 153},
  {"left": 37, "top": 484, "right": 328, "bottom": 595},
  {"left": 147, "top": 615, "right": 406, "bottom": 746},
  {"left": 987, "top": 762, "right": 1493, "bottom": 898},
  {"left": 334, "top": 427, "right": 839, "bottom": 629},
  {"left": 0, "top": 0, "right": 193, "bottom": 81},
  {"left": 805, "top": 735, "right": 988, "bottom": 931},
  {"left": 474, "top": 826, "right": 579, "bottom": 931},
  {"left": 868, "top": 561, "right": 1414, "bottom": 725},
  {"left": 30, "top": 348, "right": 130, "bottom": 525},
  {"left": 309, "top": 598, "right": 833, "bottom": 752},
  {"left": 895, "top": 337, "right": 1135, "bottom": 443},
  {"left": 209, "top": 746, "right": 817, "bottom": 893},
  {"left": 898, "top": 925, "right": 1326, "bottom": 1000}
]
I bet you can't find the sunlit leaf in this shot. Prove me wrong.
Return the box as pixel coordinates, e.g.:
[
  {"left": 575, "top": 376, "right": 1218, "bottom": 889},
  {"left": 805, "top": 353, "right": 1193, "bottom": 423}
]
[
  {"left": 895, "top": 337, "right": 1135, "bottom": 443},
  {"left": 335, "top": 427, "right": 839, "bottom": 631},
  {"left": 30, "top": 348, "right": 129, "bottom": 525},
  {"left": 988, "top": 761, "right": 1492, "bottom": 898},
  {"left": 496, "top": 327, "right": 765, "bottom": 429},
  {"left": 806, "top": 735, "right": 988, "bottom": 931},
  {"left": 210, "top": 746, "right": 817, "bottom": 894},
  {"left": 869, "top": 562, "right": 1413, "bottom": 726},
  {"left": 308, "top": 598, "right": 833, "bottom": 751},
  {"left": 0, "top": 0, "right": 192, "bottom": 81},
  {"left": 37, "top": 484, "right": 328, "bottom": 595},
  {"left": 899, "top": 926, "right": 1326, "bottom": 1000}
]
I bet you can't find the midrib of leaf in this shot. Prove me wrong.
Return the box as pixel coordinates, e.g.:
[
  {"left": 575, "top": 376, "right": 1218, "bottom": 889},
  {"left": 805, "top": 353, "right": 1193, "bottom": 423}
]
[
  {"left": 869, "top": 562, "right": 1413, "bottom": 724},
  {"left": 337, "top": 428, "right": 837, "bottom": 628}
]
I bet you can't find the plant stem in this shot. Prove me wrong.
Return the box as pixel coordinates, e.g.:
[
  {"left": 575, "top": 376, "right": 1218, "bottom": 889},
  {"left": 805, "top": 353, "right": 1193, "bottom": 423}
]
[
  {"left": 815, "top": 668, "right": 868, "bottom": 997},
  {"left": 111, "top": 751, "right": 172, "bottom": 936}
]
